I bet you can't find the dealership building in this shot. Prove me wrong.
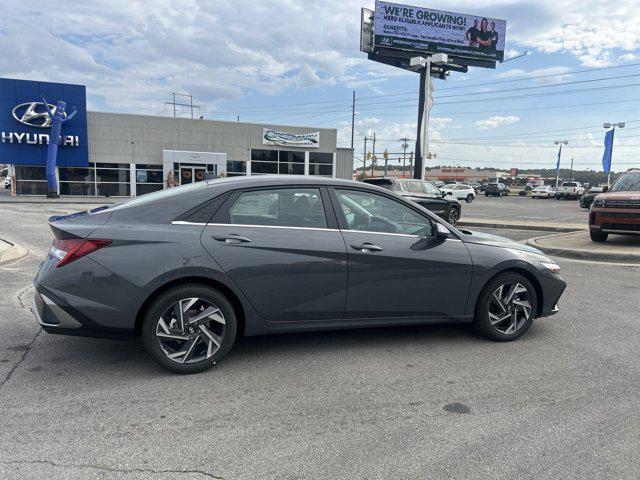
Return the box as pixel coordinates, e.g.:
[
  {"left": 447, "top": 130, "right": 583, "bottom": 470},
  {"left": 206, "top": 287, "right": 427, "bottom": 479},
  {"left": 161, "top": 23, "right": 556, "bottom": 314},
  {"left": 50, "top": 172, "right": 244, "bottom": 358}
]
[{"left": 1, "top": 78, "right": 354, "bottom": 197}]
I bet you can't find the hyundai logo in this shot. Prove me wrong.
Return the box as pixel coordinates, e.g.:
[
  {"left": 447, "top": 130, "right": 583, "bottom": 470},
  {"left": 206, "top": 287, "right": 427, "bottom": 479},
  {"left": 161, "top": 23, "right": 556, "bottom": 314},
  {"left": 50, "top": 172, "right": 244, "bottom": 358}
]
[{"left": 11, "top": 102, "right": 66, "bottom": 128}]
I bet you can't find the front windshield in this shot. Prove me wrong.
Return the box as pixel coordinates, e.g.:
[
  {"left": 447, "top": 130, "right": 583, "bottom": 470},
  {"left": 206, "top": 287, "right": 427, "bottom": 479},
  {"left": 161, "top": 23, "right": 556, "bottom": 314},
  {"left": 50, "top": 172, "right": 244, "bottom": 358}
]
[{"left": 610, "top": 172, "right": 640, "bottom": 192}]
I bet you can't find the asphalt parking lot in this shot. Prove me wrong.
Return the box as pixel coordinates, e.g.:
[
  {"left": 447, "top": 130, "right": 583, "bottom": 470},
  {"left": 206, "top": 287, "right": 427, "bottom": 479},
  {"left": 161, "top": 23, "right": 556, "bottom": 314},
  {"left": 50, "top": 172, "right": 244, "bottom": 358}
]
[
  {"left": 462, "top": 193, "right": 589, "bottom": 225},
  {"left": 1, "top": 200, "right": 639, "bottom": 479}
]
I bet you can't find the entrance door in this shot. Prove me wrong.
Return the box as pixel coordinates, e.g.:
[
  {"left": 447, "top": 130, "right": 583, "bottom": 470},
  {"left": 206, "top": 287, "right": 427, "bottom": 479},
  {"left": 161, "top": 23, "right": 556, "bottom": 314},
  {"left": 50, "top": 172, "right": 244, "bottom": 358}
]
[{"left": 180, "top": 166, "right": 207, "bottom": 185}]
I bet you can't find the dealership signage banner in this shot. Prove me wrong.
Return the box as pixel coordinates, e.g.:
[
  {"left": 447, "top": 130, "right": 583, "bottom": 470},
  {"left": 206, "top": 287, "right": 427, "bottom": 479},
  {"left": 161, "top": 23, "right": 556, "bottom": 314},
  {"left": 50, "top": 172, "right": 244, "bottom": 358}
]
[
  {"left": 263, "top": 128, "right": 320, "bottom": 148},
  {"left": 0, "top": 78, "right": 88, "bottom": 167},
  {"left": 373, "top": 1, "right": 506, "bottom": 62}
]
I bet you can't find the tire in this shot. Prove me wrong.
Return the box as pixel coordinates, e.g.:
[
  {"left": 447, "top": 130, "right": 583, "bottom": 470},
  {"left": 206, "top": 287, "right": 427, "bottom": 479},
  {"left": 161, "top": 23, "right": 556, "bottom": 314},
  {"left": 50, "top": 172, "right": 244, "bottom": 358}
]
[
  {"left": 474, "top": 272, "right": 537, "bottom": 342},
  {"left": 447, "top": 206, "right": 460, "bottom": 226},
  {"left": 556, "top": 194, "right": 563, "bottom": 200},
  {"left": 589, "top": 230, "right": 608, "bottom": 242},
  {"left": 485, "top": 193, "right": 489, "bottom": 197},
  {"left": 465, "top": 194, "right": 474, "bottom": 203},
  {"left": 142, "top": 284, "right": 238, "bottom": 374}
]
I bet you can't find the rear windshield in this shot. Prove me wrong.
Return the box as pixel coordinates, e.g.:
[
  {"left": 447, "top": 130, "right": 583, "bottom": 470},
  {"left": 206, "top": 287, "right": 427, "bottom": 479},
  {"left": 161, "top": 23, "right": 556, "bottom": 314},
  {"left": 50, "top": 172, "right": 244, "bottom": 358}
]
[
  {"left": 610, "top": 172, "right": 640, "bottom": 192},
  {"left": 362, "top": 179, "right": 392, "bottom": 190},
  {"left": 562, "top": 182, "right": 578, "bottom": 187},
  {"left": 105, "top": 181, "right": 211, "bottom": 211}
]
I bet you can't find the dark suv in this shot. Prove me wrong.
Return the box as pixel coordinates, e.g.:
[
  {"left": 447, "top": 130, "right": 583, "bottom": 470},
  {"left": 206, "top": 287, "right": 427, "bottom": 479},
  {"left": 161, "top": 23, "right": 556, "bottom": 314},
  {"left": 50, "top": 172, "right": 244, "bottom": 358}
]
[
  {"left": 362, "top": 178, "right": 461, "bottom": 225},
  {"left": 485, "top": 183, "right": 510, "bottom": 197}
]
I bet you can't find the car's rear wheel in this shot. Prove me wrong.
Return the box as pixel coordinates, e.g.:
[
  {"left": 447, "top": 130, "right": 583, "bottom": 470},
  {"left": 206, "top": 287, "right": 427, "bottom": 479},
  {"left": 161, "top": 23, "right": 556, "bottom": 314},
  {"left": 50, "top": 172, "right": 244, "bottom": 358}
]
[
  {"left": 474, "top": 273, "right": 537, "bottom": 341},
  {"left": 465, "top": 194, "right": 474, "bottom": 203},
  {"left": 589, "top": 230, "right": 608, "bottom": 242},
  {"left": 447, "top": 206, "right": 460, "bottom": 226},
  {"left": 142, "top": 284, "right": 237, "bottom": 374}
]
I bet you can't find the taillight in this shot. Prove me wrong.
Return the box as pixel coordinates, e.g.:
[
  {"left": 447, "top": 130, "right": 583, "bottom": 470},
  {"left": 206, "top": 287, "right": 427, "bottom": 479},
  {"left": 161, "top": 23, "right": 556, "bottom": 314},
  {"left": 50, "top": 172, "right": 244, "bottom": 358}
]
[{"left": 51, "top": 238, "right": 112, "bottom": 268}]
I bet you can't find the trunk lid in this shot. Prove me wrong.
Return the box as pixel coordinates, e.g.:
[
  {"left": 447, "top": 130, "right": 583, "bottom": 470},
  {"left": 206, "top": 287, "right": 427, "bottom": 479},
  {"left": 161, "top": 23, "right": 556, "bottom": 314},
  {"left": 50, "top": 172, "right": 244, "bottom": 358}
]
[{"left": 48, "top": 206, "right": 113, "bottom": 239}]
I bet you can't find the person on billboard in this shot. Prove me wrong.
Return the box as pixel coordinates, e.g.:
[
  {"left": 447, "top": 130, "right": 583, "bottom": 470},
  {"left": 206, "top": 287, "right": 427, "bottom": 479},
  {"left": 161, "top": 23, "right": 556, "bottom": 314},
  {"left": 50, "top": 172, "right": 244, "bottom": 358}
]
[
  {"left": 490, "top": 21, "right": 499, "bottom": 50},
  {"left": 465, "top": 19, "right": 480, "bottom": 47},
  {"left": 477, "top": 18, "right": 492, "bottom": 50}
]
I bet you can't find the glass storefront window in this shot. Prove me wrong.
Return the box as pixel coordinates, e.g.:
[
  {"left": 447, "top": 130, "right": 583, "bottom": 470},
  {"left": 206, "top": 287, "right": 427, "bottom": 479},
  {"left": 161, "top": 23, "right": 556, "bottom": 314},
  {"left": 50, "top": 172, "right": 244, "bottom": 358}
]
[
  {"left": 59, "top": 167, "right": 95, "bottom": 182},
  {"left": 15, "top": 166, "right": 46, "bottom": 180},
  {"left": 16, "top": 181, "right": 47, "bottom": 195},
  {"left": 309, "top": 164, "right": 333, "bottom": 176},
  {"left": 227, "top": 160, "right": 247, "bottom": 176},
  {"left": 279, "top": 151, "right": 305, "bottom": 163},
  {"left": 251, "top": 161, "right": 278, "bottom": 174},
  {"left": 96, "top": 169, "right": 130, "bottom": 183},
  {"left": 251, "top": 149, "right": 278, "bottom": 162},
  {"left": 60, "top": 182, "right": 96, "bottom": 196},
  {"left": 279, "top": 163, "right": 304, "bottom": 175},
  {"left": 136, "top": 183, "right": 163, "bottom": 195},
  {"left": 97, "top": 182, "right": 131, "bottom": 197},
  {"left": 309, "top": 152, "right": 333, "bottom": 164}
]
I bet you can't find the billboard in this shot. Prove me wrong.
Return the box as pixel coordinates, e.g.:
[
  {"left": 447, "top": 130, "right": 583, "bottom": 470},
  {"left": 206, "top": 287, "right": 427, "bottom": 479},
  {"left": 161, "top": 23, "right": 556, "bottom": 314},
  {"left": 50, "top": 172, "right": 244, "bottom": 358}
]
[
  {"left": 263, "top": 128, "right": 319, "bottom": 148},
  {"left": 373, "top": 1, "right": 507, "bottom": 62},
  {"left": 0, "top": 78, "right": 88, "bottom": 167}
]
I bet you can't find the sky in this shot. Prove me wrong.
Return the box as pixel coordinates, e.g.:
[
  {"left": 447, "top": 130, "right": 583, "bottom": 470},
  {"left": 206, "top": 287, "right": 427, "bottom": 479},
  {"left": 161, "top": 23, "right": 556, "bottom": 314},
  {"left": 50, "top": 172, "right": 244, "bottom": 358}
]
[{"left": 2, "top": 0, "right": 640, "bottom": 173}]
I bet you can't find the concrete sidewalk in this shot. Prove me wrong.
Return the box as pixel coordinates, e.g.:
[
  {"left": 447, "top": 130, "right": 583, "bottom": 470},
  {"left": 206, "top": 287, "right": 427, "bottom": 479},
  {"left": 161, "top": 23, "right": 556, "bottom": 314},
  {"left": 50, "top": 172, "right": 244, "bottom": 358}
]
[
  {"left": 527, "top": 231, "right": 640, "bottom": 263},
  {"left": 0, "top": 238, "right": 28, "bottom": 264},
  {"left": 459, "top": 218, "right": 585, "bottom": 233}
]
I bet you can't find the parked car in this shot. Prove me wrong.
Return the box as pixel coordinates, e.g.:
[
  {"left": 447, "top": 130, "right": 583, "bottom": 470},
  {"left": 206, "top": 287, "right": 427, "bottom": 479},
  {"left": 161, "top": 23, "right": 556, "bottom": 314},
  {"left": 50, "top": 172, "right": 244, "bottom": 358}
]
[
  {"left": 440, "top": 183, "right": 476, "bottom": 203},
  {"left": 3, "top": 176, "right": 11, "bottom": 189},
  {"left": 34, "top": 176, "right": 566, "bottom": 373},
  {"left": 579, "top": 186, "right": 604, "bottom": 209},
  {"left": 484, "top": 183, "right": 510, "bottom": 197},
  {"left": 435, "top": 181, "right": 445, "bottom": 188},
  {"left": 362, "top": 178, "right": 461, "bottom": 226},
  {"left": 531, "top": 185, "right": 555, "bottom": 199},
  {"left": 518, "top": 185, "right": 533, "bottom": 196},
  {"left": 556, "top": 181, "right": 585, "bottom": 200},
  {"left": 589, "top": 169, "right": 640, "bottom": 242}
]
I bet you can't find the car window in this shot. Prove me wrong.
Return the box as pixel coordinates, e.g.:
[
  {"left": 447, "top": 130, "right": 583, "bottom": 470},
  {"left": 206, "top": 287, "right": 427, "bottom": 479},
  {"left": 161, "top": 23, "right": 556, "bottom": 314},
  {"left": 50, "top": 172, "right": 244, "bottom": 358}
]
[
  {"left": 336, "top": 189, "right": 432, "bottom": 236},
  {"left": 404, "top": 181, "right": 424, "bottom": 194},
  {"left": 228, "top": 188, "right": 327, "bottom": 228},
  {"left": 562, "top": 182, "right": 578, "bottom": 187},
  {"left": 422, "top": 181, "right": 441, "bottom": 195}
]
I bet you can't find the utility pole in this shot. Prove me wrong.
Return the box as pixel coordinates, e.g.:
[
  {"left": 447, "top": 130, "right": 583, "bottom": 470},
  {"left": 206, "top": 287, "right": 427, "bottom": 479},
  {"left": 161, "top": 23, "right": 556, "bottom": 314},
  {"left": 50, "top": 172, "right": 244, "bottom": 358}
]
[
  {"left": 399, "top": 137, "right": 411, "bottom": 178},
  {"left": 569, "top": 158, "right": 574, "bottom": 182},
  {"left": 363, "top": 136, "right": 369, "bottom": 178},
  {"left": 351, "top": 91, "right": 356, "bottom": 149},
  {"left": 371, "top": 133, "right": 376, "bottom": 177},
  {"left": 383, "top": 149, "right": 389, "bottom": 177}
]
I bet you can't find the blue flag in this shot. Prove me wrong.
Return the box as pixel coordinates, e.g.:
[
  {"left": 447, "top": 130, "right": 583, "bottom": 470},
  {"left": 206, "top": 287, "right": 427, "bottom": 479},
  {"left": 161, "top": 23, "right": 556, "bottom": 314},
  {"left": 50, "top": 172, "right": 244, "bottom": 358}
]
[{"left": 602, "top": 129, "right": 614, "bottom": 174}]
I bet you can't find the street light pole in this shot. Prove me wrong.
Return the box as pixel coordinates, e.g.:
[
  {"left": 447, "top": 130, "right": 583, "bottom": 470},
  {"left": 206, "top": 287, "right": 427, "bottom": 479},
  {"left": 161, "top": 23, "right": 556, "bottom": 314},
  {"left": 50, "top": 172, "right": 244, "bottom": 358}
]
[
  {"left": 553, "top": 140, "right": 568, "bottom": 190},
  {"left": 603, "top": 122, "right": 625, "bottom": 187}
]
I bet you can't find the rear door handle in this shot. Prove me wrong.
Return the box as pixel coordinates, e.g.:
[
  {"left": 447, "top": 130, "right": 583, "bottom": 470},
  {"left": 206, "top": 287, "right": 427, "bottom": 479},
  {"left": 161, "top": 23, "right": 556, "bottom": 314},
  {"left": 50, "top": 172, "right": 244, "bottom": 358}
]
[
  {"left": 212, "top": 234, "right": 252, "bottom": 244},
  {"left": 350, "top": 242, "right": 383, "bottom": 252}
]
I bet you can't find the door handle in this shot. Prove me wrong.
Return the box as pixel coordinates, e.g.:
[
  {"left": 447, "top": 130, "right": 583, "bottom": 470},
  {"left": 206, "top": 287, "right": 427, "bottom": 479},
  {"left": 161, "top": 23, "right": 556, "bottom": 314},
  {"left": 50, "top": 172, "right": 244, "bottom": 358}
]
[
  {"left": 212, "top": 234, "right": 252, "bottom": 244},
  {"left": 350, "top": 242, "right": 383, "bottom": 252}
]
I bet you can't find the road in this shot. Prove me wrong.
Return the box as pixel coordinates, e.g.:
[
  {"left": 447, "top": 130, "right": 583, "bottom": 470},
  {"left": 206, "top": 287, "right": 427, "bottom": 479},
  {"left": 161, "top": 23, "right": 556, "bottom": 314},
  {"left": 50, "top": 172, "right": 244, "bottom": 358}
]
[
  {"left": 463, "top": 194, "right": 589, "bottom": 225},
  {"left": 0, "top": 202, "right": 639, "bottom": 479}
]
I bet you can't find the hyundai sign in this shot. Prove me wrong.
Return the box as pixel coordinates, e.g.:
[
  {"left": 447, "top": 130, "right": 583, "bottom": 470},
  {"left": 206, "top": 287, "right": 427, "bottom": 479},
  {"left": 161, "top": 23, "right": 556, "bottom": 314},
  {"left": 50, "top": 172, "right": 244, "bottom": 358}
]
[
  {"left": 374, "top": 1, "right": 507, "bottom": 62},
  {"left": 0, "top": 78, "right": 88, "bottom": 167}
]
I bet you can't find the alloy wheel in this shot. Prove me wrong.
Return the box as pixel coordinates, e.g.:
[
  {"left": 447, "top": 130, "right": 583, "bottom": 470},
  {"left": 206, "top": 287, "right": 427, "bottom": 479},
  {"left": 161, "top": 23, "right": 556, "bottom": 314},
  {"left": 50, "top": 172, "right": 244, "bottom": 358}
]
[
  {"left": 155, "top": 297, "right": 226, "bottom": 364},
  {"left": 487, "top": 282, "right": 532, "bottom": 335},
  {"left": 448, "top": 208, "right": 459, "bottom": 226}
]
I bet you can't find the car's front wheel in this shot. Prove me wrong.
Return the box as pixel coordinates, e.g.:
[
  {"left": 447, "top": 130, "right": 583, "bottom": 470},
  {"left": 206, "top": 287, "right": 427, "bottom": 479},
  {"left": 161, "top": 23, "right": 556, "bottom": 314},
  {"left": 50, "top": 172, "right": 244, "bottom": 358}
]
[
  {"left": 142, "top": 284, "right": 237, "bottom": 374},
  {"left": 447, "top": 206, "right": 460, "bottom": 226},
  {"left": 589, "top": 230, "right": 608, "bottom": 242},
  {"left": 474, "top": 273, "right": 537, "bottom": 341},
  {"left": 465, "top": 194, "right": 474, "bottom": 203}
]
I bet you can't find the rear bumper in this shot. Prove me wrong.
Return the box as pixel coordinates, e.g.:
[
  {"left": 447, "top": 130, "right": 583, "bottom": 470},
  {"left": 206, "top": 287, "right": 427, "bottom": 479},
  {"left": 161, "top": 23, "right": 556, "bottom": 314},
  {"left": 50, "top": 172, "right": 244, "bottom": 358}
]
[{"left": 33, "top": 284, "right": 135, "bottom": 340}]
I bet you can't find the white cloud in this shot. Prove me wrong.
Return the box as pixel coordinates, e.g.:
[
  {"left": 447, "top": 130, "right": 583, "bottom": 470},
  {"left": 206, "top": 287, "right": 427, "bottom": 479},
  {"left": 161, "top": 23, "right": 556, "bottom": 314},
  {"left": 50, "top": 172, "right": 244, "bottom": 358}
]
[
  {"left": 475, "top": 116, "right": 520, "bottom": 129},
  {"left": 618, "top": 53, "right": 639, "bottom": 63}
]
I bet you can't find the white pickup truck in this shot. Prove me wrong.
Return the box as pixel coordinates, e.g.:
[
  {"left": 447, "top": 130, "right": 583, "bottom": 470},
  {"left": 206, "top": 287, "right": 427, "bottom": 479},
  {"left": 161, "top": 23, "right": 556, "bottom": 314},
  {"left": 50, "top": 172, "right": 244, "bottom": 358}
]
[{"left": 555, "top": 181, "right": 585, "bottom": 200}]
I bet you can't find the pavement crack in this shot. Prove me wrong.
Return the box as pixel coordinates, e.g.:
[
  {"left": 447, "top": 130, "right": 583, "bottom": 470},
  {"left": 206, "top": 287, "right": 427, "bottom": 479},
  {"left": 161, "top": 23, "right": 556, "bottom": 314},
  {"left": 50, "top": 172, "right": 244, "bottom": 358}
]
[
  {"left": 0, "top": 459, "right": 222, "bottom": 478},
  {"left": 0, "top": 328, "right": 41, "bottom": 392}
]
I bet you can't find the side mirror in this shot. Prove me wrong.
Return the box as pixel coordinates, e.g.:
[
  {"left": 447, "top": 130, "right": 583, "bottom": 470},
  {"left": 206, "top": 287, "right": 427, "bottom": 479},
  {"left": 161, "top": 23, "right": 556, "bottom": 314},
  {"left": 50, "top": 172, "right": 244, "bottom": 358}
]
[
  {"left": 435, "top": 222, "right": 450, "bottom": 240},
  {"left": 602, "top": 185, "right": 609, "bottom": 193}
]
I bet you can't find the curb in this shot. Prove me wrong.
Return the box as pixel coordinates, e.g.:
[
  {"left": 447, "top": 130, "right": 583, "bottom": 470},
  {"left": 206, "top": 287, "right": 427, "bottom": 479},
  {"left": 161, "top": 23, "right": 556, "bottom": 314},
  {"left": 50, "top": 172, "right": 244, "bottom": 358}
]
[
  {"left": 526, "top": 232, "right": 640, "bottom": 263},
  {"left": 459, "top": 221, "right": 584, "bottom": 233},
  {"left": 0, "top": 239, "right": 28, "bottom": 265}
]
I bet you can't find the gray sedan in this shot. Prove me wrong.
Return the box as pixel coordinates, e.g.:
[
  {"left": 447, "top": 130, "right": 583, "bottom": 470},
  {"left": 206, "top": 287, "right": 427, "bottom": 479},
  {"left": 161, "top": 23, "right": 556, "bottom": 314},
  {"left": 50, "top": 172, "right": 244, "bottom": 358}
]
[{"left": 34, "top": 176, "right": 566, "bottom": 373}]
